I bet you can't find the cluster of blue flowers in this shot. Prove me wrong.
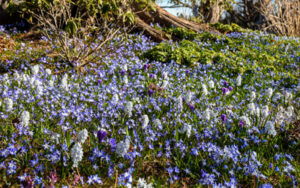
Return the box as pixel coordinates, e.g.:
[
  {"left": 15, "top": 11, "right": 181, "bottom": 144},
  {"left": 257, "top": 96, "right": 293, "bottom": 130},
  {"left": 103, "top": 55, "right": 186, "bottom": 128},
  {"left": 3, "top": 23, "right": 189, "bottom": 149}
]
[{"left": 0, "top": 25, "right": 299, "bottom": 187}]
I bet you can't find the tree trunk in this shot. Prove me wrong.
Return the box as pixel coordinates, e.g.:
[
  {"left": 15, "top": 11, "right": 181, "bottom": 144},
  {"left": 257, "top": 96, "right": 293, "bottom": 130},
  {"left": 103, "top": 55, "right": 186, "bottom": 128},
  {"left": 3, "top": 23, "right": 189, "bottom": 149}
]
[{"left": 133, "top": 2, "right": 218, "bottom": 42}]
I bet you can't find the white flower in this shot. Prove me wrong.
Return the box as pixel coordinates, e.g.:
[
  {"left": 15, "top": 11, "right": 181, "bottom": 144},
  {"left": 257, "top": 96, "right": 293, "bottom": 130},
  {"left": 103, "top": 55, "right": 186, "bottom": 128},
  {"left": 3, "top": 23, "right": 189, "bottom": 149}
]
[
  {"left": 142, "top": 115, "right": 149, "bottom": 129},
  {"left": 240, "top": 116, "right": 251, "bottom": 127},
  {"left": 125, "top": 101, "right": 133, "bottom": 117},
  {"left": 71, "top": 142, "right": 83, "bottom": 167},
  {"left": 162, "top": 72, "right": 168, "bottom": 80},
  {"left": 203, "top": 108, "right": 211, "bottom": 121},
  {"left": 4, "top": 98, "right": 13, "bottom": 112},
  {"left": 20, "top": 111, "right": 30, "bottom": 126},
  {"left": 185, "top": 91, "right": 192, "bottom": 103},
  {"left": 31, "top": 64, "right": 40, "bottom": 75},
  {"left": 36, "top": 85, "right": 43, "bottom": 96},
  {"left": 208, "top": 80, "right": 214, "bottom": 88},
  {"left": 261, "top": 105, "right": 269, "bottom": 118},
  {"left": 153, "top": 119, "right": 163, "bottom": 130},
  {"left": 248, "top": 103, "right": 256, "bottom": 115},
  {"left": 77, "top": 129, "right": 88, "bottom": 144},
  {"left": 250, "top": 91, "right": 256, "bottom": 101},
  {"left": 13, "top": 71, "right": 21, "bottom": 81},
  {"left": 161, "top": 80, "right": 168, "bottom": 88},
  {"left": 123, "top": 64, "right": 128, "bottom": 71},
  {"left": 123, "top": 75, "right": 128, "bottom": 84},
  {"left": 176, "top": 95, "right": 183, "bottom": 112},
  {"left": 137, "top": 178, "right": 153, "bottom": 188},
  {"left": 236, "top": 75, "right": 242, "bottom": 86},
  {"left": 202, "top": 84, "right": 208, "bottom": 96},
  {"left": 61, "top": 74, "right": 69, "bottom": 91},
  {"left": 265, "top": 121, "right": 277, "bottom": 136},
  {"left": 286, "top": 106, "right": 294, "bottom": 118},
  {"left": 183, "top": 124, "right": 192, "bottom": 138},
  {"left": 112, "top": 94, "right": 119, "bottom": 104},
  {"left": 284, "top": 92, "right": 292, "bottom": 102},
  {"left": 45, "top": 69, "right": 52, "bottom": 75},
  {"left": 51, "top": 133, "right": 60, "bottom": 144},
  {"left": 266, "top": 88, "right": 273, "bottom": 98},
  {"left": 116, "top": 138, "right": 130, "bottom": 157}
]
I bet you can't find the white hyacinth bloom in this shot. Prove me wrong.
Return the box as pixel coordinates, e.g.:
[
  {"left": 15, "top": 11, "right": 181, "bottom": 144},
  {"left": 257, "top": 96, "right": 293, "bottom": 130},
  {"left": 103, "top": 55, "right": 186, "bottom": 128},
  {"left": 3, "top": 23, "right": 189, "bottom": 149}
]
[
  {"left": 137, "top": 178, "right": 153, "bottom": 188},
  {"left": 153, "top": 119, "right": 163, "bottom": 130},
  {"left": 161, "top": 80, "right": 168, "bottom": 88},
  {"left": 265, "top": 121, "right": 277, "bottom": 136},
  {"left": 20, "top": 111, "right": 30, "bottom": 126},
  {"left": 176, "top": 95, "right": 183, "bottom": 112},
  {"left": 203, "top": 108, "right": 211, "bottom": 121},
  {"left": 142, "top": 115, "right": 149, "bottom": 129},
  {"left": 123, "top": 75, "right": 128, "bottom": 84},
  {"left": 45, "top": 69, "right": 52, "bottom": 75},
  {"left": 116, "top": 138, "right": 130, "bottom": 157},
  {"left": 183, "top": 124, "right": 192, "bottom": 138},
  {"left": 125, "top": 101, "right": 133, "bottom": 117},
  {"left": 123, "top": 64, "right": 128, "bottom": 71},
  {"left": 31, "top": 64, "right": 39, "bottom": 75},
  {"left": 112, "top": 94, "right": 119, "bottom": 104},
  {"left": 185, "top": 91, "right": 192, "bottom": 103},
  {"left": 236, "top": 75, "right": 242, "bottom": 86},
  {"left": 284, "top": 92, "right": 292, "bottom": 102},
  {"left": 248, "top": 103, "right": 256, "bottom": 115},
  {"left": 250, "top": 91, "right": 256, "bottom": 101},
  {"left": 266, "top": 88, "right": 273, "bottom": 98},
  {"left": 261, "top": 105, "right": 269, "bottom": 118},
  {"left": 286, "top": 106, "right": 294, "bottom": 118},
  {"left": 4, "top": 98, "right": 13, "bottom": 112},
  {"left": 240, "top": 116, "right": 251, "bottom": 127},
  {"left": 77, "top": 129, "right": 88, "bottom": 144},
  {"left": 208, "top": 80, "right": 214, "bottom": 88},
  {"left": 202, "top": 84, "right": 208, "bottom": 96},
  {"left": 36, "top": 85, "right": 43, "bottom": 96},
  {"left": 61, "top": 74, "right": 69, "bottom": 91},
  {"left": 71, "top": 142, "right": 83, "bottom": 167}
]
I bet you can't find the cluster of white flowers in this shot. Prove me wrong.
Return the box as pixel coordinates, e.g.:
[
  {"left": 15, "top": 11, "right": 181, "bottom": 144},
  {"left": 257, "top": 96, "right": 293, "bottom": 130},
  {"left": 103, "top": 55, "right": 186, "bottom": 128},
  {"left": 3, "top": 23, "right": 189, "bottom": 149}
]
[
  {"left": 183, "top": 123, "right": 192, "bottom": 138},
  {"left": 116, "top": 138, "right": 130, "bottom": 157},
  {"left": 112, "top": 94, "right": 119, "bottom": 104},
  {"left": 266, "top": 88, "right": 273, "bottom": 98},
  {"left": 284, "top": 92, "right": 292, "bottom": 103},
  {"left": 250, "top": 91, "right": 256, "bottom": 101},
  {"left": 161, "top": 80, "right": 168, "bottom": 88},
  {"left": 142, "top": 114, "right": 149, "bottom": 129},
  {"left": 236, "top": 75, "right": 242, "bottom": 86},
  {"left": 77, "top": 129, "right": 88, "bottom": 144},
  {"left": 240, "top": 116, "right": 251, "bottom": 127},
  {"left": 185, "top": 91, "right": 193, "bottom": 103},
  {"left": 153, "top": 119, "right": 163, "bottom": 130},
  {"left": 71, "top": 129, "right": 88, "bottom": 167},
  {"left": 176, "top": 95, "right": 183, "bottom": 112},
  {"left": 208, "top": 80, "right": 214, "bottom": 88},
  {"left": 248, "top": 103, "right": 260, "bottom": 116},
  {"left": 261, "top": 105, "right": 269, "bottom": 118},
  {"left": 275, "top": 106, "right": 294, "bottom": 125},
  {"left": 45, "top": 68, "right": 52, "bottom": 75},
  {"left": 203, "top": 108, "right": 211, "bottom": 121},
  {"left": 123, "top": 75, "right": 129, "bottom": 84},
  {"left": 265, "top": 121, "right": 277, "bottom": 136},
  {"left": 202, "top": 84, "right": 208, "bottom": 96},
  {"left": 20, "top": 111, "right": 30, "bottom": 126},
  {"left": 71, "top": 142, "right": 83, "bottom": 168},
  {"left": 125, "top": 101, "right": 133, "bottom": 117},
  {"left": 61, "top": 74, "right": 69, "bottom": 91},
  {"left": 4, "top": 98, "right": 13, "bottom": 112},
  {"left": 31, "top": 64, "right": 40, "bottom": 75},
  {"left": 136, "top": 178, "right": 153, "bottom": 188}
]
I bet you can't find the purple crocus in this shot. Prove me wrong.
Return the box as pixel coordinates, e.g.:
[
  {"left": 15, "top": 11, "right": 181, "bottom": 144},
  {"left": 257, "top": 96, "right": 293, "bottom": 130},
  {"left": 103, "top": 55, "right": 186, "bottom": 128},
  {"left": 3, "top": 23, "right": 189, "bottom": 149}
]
[
  {"left": 97, "top": 79, "right": 102, "bottom": 84},
  {"left": 148, "top": 89, "right": 154, "bottom": 96},
  {"left": 222, "top": 87, "right": 229, "bottom": 95},
  {"left": 97, "top": 129, "right": 107, "bottom": 143},
  {"left": 228, "top": 86, "right": 233, "bottom": 91},
  {"left": 223, "top": 81, "right": 228, "bottom": 87},
  {"left": 239, "top": 120, "right": 245, "bottom": 127},
  {"left": 121, "top": 70, "right": 126, "bottom": 76},
  {"left": 189, "top": 103, "right": 195, "bottom": 110},
  {"left": 221, "top": 114, "right": 227, "bottom": 123}
]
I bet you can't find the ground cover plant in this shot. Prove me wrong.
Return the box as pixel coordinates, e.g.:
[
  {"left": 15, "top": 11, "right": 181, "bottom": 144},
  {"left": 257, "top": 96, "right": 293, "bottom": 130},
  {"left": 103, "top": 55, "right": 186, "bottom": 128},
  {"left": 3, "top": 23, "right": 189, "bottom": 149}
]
[{"left": 0, "top": 23, "right": 299, "bottom": 187}]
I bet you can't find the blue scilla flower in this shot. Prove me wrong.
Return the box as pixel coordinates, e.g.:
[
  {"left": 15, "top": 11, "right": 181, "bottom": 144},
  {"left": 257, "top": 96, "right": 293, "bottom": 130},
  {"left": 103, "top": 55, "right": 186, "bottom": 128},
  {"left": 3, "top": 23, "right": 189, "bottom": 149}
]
[{"left": 260, "top": 183, "right": 273, "bottom": 188}]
